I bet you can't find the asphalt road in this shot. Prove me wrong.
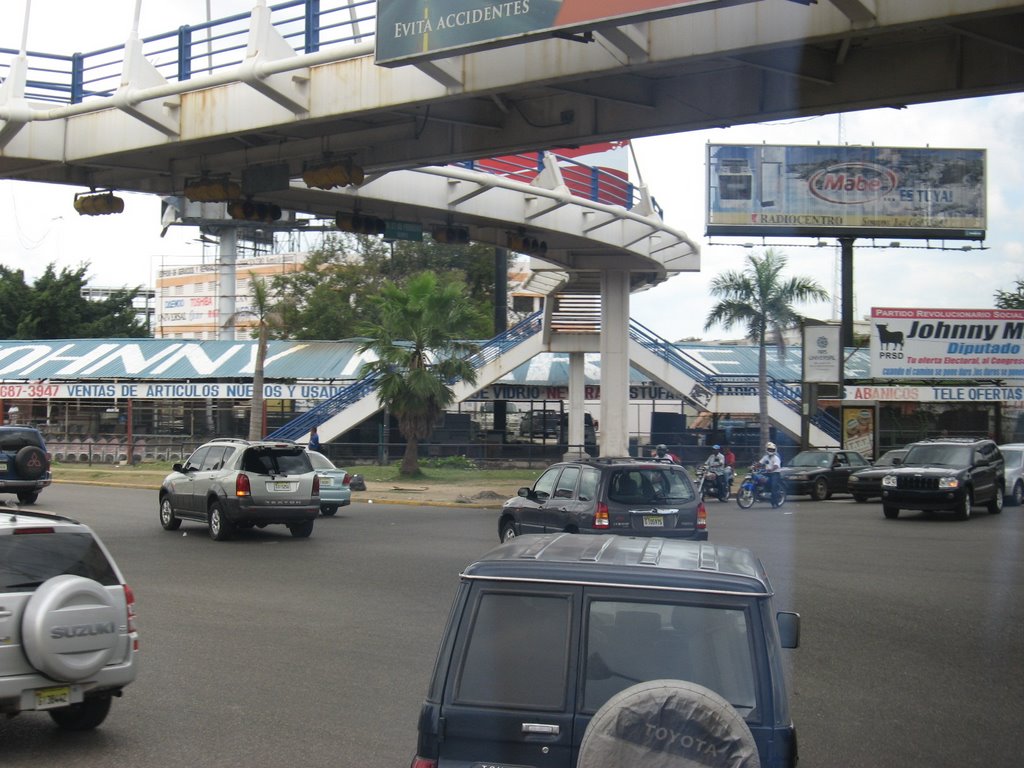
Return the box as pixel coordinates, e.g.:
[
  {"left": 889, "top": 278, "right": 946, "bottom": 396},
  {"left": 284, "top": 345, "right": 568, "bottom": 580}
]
[{"left": 2, "top": 485, "right": 1022, "bottom": 767}]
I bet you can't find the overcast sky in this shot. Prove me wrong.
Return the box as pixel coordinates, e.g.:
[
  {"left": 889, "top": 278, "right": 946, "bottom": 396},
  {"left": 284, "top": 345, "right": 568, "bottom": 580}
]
[{"left": 2, "top": 1, "right": 1023, "bottom": 342}]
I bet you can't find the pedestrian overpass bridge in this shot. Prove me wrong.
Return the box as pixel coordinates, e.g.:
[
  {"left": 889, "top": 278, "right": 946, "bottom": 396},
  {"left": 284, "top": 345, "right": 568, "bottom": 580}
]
[{"left": 2, "top": 0, "right": 1020, "bottom": 452}]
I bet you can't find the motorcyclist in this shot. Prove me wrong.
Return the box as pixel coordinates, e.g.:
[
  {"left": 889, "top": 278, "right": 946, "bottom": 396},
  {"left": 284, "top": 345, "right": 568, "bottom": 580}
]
[
  {"left": 653, "top": 444, "right": 680, "bottom": 464},
  {"left": 704, "top": 444, "right": 727, "bottom": 497},
  {"left": 757, "top": 442, "right": 783, "bottom": 503}
]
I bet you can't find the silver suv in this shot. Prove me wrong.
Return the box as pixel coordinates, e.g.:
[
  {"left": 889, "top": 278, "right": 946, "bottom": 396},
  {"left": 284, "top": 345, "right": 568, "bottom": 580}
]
[
  {"left": 0, "top": 510, "right": 139, "bottom": 730},
  {"left": 158, "top": 438, "right": 320, "bottom": 541}
]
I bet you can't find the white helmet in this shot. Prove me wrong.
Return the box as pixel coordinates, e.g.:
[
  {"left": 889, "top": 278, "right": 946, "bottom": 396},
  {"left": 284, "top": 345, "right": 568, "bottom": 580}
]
[{"left": 766, "top": 442, "right": 777, "bottom": 453}]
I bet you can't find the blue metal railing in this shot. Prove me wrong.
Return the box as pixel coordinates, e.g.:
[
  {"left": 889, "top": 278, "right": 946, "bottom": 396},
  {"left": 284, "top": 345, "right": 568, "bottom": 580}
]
[
  {"left": 266, "top": 311, "right": 544, "bottom": 440},
  {"left": 629, "top": 320, "right": 841, "bottom": 441},
  {"left": 1, "top": 2, "right": 649, "bottom": 213}
]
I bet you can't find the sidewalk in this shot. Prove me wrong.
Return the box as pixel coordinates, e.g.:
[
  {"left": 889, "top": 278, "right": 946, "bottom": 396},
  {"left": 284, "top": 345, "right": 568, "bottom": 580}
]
[{"left": 51, "top": 466, "right": 515, "bottom": 508}]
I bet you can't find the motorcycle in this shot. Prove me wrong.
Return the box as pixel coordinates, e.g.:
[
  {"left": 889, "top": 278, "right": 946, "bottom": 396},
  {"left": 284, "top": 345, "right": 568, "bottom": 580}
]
[
  {"left": 695, "top": 464, "right": 732, "bottom": 502},
  {"left": 735, "top": 467, "right": 786, "bottom": 508}
]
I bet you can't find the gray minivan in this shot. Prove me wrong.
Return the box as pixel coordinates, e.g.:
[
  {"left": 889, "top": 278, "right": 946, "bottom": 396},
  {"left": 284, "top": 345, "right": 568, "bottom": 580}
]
[{"left": 411, "top": 533, "right": 800, "bottom": 768}]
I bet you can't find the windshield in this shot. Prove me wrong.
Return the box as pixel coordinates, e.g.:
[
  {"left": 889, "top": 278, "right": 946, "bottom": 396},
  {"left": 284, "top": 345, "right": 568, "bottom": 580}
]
[
  {"left": 1000, "top": 448, "right": 1022, "bottom": 466},
  {"left": 876, "top": 451, "right": 907, "bottom": 467},
  {"left": 789, "top": 451, "right": 833, "bottom": 468},
  {"left": 903, "top": 444, "right": 973, "bottom": 467}
]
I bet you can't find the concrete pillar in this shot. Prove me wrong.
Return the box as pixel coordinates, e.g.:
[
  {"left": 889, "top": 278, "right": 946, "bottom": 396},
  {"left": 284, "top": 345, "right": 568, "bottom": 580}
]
[
  {"left": 599, "top": 270, "right": 631, "bottom": 457},
  {"left": 217, "top": 227, "right": 237, "bottom": 341},
  {"left": 564, "top": 351, "right": 588, "bottom": 460}
]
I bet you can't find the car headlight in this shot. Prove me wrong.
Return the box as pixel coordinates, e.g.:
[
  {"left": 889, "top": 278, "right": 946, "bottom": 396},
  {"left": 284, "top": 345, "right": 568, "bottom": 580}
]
[
  {"left": 849, "top": 475, "right": 860, "bottom": 483},
  {"left": 938, "top": 477, "right": 960, "bottom": 489},
  {"left": 882, "top": 475, "right": 897, "bottom": 487},
  {"left": 788, "top": 473, "right": 808, "bottom": 481}
]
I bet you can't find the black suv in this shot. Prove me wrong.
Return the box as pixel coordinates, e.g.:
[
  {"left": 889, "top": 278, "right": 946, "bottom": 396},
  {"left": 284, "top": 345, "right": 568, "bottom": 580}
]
[
  {"left": 498, "top": 458, "right": 707, "bottom": 542},
  {"left": 0, "top": 426, "right": 52, "bottom": 504},
  {"left": 880, "top": 437, "right": 1004, "bottom": 520},
  {"left": 411, "top": 533, "right": 800, "bottom": 768},
  {"left": 159, "top": 438, "right": 320, "bottom": 540}
]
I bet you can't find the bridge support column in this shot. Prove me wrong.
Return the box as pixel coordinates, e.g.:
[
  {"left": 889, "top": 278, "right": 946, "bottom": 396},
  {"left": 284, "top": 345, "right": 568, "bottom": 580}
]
[
  {"left": 564, "top": 351, "right": 588, "bottom": 460},
  {"left": 599, "top": 270, "right": 631, "bottom": 457},
  {"left": 217, "top": 228, "right": 238, "bottom": 341}
]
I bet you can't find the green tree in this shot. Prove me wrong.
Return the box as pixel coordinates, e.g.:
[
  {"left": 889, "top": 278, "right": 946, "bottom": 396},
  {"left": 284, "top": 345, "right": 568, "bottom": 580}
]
[
  {"left": 357, "top": 272, "right": 485, "bottom": 477},
  {"left": 704, "top": 249, "right": 829, "bottom": 448},
  {"left": 271, "top": 233, "right": 498, "bottom": 340},
  {"left": 994, "top": 278, "right": 1024, "bottom": 309},
  {"left": 0, "top": 263, "right": 147, "bottom": 338}
]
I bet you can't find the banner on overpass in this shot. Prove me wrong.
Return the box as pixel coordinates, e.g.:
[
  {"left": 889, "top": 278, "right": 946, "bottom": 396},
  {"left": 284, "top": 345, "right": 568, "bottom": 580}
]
[{"left": 375, "top": 0, "right": 765, "bottom": 65}]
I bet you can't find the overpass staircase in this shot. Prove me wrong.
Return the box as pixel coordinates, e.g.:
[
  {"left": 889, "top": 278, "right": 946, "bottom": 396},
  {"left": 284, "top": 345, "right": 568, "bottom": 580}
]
[{"left": 267, "top": 309, "right": 841, "bottom": 448}]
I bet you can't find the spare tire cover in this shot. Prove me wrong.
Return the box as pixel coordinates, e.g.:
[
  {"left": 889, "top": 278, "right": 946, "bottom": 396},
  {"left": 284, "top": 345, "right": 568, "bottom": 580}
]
[
  {"left": 21, "top": 575, "right": 121, "bottom": 682},
  {"left": 578, "top": 679, "right": 761, "bottom": 768},
  {"left": 14, "top": 445, "right": 48, "bottom": 480}
]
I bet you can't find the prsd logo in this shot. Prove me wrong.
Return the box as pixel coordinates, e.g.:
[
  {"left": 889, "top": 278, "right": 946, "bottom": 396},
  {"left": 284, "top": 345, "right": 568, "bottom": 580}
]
[
  {"left": 816, "top": 335, "right": 828, "bottom": 350},
  {"left": 808, "top": 162, "right": 897, "bottom": 205}
]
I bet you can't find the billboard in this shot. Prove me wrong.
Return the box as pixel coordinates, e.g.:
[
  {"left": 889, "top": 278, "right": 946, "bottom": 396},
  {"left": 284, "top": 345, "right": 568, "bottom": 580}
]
[
  {"left": 706, "top": 144, "right": 986, "bottom": 240},
  {"left": 375, "top": 0, "right": 765, "bottom": 66},
  {"left": 869, "top": 308, "right": 1024, "bottom": 380}
]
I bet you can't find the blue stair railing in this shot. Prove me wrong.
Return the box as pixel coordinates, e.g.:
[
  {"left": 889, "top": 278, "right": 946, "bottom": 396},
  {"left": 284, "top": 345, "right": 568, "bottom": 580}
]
[{"left": 265, "top": 312, "right": 544, "bottom": 440}]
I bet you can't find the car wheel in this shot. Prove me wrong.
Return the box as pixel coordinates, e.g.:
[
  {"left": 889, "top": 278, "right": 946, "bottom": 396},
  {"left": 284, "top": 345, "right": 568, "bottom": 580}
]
[
  {"left": 159, "top": 496, "right": 181, "bottom": 530},
  {"left": 16, "top": 490, "right": 39, "bottom": 504},
  {"left": 320, "top": 504, "right": 337, "bottom": 516},
  {"left": 1013, "top": 481, "right": 1024, "bottom": 507},
  {"left": 853, "top": 494, "right": 869, "bottom": 503},
  {"left": 48, "top": 694, "right": 112, "bottom": 731},
  {"left": 288, "top": 520, "right": 315, "bottom": 538},
  {"left": 208, "top": 501, "right": 234, "bottom": 541},
  {"left": 811, "top": 477, "right": 828, "bottom": 501},
  {"left": 883, "top": 506, "right": 899, "bottom": 519},
  {"left": 988, "top": 484, "right": 1004, "bottom": 515},
  {"left": 578, "top": 679, "right": 758, "bottom": 768},
  {"left": 499, "top": 519, "right": 518, "bottom": 543},
  {"left": 736, "top": 488, "right": 754, "bottom": 509},
  {"left": 956, "top": 489, "right": 972, "bottom": 520}
]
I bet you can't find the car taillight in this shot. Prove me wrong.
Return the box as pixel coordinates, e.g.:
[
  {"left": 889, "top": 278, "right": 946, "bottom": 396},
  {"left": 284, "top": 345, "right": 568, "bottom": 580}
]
[
  {"left": 13, "top": 527, "right": 55, "bottom": 535},
  {"left": 312, "top": 474, "right": 320, "bottom": 496},
  {"left": 594, "top": 501, "right": 610, "bottom": 528},
  {"left": 235, "top": 473, "right": 251, "bottom": 497},
  {"left": 410, "top": 757, "right": 437, "bottom": 768},
  {"left": 697, "top": 501, "right": 707, "bottom": 530},
  {"left": 124, "top": 584, "right": 139, "bottom": 651},
  {"left": 342, "top": 472, "right": 351, "bottom": 486}
]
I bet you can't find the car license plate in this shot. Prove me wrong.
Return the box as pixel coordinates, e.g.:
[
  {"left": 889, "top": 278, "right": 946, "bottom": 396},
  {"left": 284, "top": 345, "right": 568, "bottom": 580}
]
[
  {"left": 642, "top": 515, "right": 664, "bottom": 527},
  {"left": 319, "top": 476, "right": 334, "bottom": 487},
  {"left": 269, "top": 481, "right": 293, "bottom": 492},
  {"left": 35, "top": 686, "right": 71, "bottom": 709}
]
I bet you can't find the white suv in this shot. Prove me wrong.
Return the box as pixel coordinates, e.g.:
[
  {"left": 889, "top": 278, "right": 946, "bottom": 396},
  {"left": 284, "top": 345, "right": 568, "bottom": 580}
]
[{"left": 0, "top": 510, "right": 139, "bottom": 729}]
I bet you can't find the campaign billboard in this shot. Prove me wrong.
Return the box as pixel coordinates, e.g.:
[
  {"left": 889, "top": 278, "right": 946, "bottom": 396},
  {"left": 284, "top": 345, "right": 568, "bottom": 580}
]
[
  {"left": 375, "top": 0, "right": 765, "bottom": 66},
  {"left": 869, "top": 308, "right": 1024, "bottom": 380},
  {"left": 706, "top": 144, "right": 986, "bottom": 240}
]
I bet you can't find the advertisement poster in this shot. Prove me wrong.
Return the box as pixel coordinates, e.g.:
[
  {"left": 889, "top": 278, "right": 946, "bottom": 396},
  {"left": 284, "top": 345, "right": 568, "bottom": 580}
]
[
  {"left": 706, "top": 144, "right": 986, "bottom": 239},
  {"left": 376, "top": 0, "right": 758, "bottom": 65},
  {"left": 869, "top": 308, "right": 1024, "bottom": 380},
  {"left": 842, "top": 406, "right": 874, "bottom": 458},
  {"left": 802, "top": 323, "right": 841, "bottom": 383}
]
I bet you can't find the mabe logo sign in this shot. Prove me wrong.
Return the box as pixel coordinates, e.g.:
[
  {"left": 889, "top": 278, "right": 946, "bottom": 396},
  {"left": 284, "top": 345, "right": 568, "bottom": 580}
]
[{"left": 808, "top": 162, "right": 897, "bottom": 205}]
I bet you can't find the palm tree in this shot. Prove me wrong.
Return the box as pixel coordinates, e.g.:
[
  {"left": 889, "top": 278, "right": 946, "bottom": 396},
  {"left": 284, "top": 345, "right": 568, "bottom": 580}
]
[
  {"left": 357, "top": 272, "right": 485, "bottom": 477},
  {"left": 231, "top": 273, "right": 282, "bottom": 441},
  {"left": 704, "top": 249, "right": 829, "bottom": 448}
]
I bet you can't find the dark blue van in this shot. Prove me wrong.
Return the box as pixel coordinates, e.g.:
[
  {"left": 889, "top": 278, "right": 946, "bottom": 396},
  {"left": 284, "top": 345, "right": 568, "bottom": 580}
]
[{"left": 411, "top": 533, "right": 800, "bottom": 768}]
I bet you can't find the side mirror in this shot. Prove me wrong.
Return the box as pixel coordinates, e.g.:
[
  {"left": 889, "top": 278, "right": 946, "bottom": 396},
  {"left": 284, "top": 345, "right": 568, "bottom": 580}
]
[
  {"left": 892, "top": 457, "right": 902, "bottom": 466},
  {"left": 517, "top": 486, "right": 532, "bottom": 498},
  {"left": 777, "top": 611, "right": 800, "bottom": 649},
  {"left": 172, "top": 463, "right": 184, "bottom": 473}
]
